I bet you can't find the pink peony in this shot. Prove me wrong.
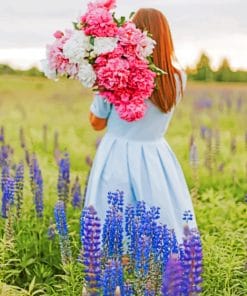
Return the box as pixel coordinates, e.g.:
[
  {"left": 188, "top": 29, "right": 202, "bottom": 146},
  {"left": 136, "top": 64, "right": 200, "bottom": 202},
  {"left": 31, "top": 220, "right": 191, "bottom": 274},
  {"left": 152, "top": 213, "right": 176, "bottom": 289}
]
[
  {"left": 46, "top": 29, "right": 77, "bottom": 76},
  {"left": 96, "top": 57, "right": 130, "bottom": 92},
  {"left": 115, "top": 100, "right": 148, "bottom": 122},
  {"left": 88, "top": 0, "right": 116, "bottom": 11},
  {"left": 53, "top": 30, "right": 64, "bottom": 39},
  {"left": 81, "top": 7, "right": 118, "bottom": 37},
  {"left": 118, "top": 22, "right": 143, "bottom": 46}
]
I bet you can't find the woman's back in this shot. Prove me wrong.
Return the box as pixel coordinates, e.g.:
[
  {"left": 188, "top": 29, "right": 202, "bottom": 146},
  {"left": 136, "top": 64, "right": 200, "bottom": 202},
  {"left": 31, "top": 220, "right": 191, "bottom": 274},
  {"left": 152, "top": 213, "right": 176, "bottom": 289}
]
[{"left": 85, "top": 69, "right": 197, "bottom": 244}]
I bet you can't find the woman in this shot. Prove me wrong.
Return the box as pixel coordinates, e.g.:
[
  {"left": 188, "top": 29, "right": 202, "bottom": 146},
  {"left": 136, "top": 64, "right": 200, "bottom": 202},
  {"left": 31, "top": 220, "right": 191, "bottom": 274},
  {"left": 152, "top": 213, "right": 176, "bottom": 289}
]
[{"left": 85, "top": 8, "right": 198, "bottom": 243}]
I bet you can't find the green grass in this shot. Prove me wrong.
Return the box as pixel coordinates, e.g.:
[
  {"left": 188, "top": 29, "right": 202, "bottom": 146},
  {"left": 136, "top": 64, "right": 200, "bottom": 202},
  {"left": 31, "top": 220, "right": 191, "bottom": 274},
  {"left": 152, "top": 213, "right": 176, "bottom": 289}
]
[{"left": 0, "top": 75, "right": 246, "bottom": 295}]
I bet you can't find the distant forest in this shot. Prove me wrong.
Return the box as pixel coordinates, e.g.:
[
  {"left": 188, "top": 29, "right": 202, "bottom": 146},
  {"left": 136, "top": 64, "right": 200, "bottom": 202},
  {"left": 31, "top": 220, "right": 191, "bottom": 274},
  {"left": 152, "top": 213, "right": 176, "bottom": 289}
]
[{"left": 0, "top": 52, "right": 246, "bottom": 82}]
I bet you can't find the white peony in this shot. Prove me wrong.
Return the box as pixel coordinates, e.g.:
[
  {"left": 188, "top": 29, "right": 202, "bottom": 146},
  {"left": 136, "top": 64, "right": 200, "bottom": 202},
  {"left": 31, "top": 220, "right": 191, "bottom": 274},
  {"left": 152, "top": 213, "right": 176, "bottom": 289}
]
[
  {"left": 63, "top": 30, "right": 92, "bottom": 64},
  {"left": 93, "top": 37, "right": 118, "bottom": 55},
  {"left": 40, "top": 59, "right": 58, "bottom": 80},
  {"left": 136, "top": 34, "right": 156, "bottom": 59},
  {"left": 77, "top": 62, "right": 96, "bottom": 88}
]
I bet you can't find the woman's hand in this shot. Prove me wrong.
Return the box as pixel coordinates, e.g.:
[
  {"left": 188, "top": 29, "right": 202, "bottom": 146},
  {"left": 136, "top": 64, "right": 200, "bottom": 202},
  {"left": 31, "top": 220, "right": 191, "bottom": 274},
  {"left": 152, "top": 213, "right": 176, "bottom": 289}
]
[{"left": 89, "top": 112, "right": 107, "bottom": 131}]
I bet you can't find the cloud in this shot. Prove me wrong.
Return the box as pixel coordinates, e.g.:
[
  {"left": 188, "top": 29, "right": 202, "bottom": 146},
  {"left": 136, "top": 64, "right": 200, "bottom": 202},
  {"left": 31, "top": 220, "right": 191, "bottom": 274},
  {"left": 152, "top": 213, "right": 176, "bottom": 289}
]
[{"left": 0, "top": 0, "right": 246, "bottom": 69}]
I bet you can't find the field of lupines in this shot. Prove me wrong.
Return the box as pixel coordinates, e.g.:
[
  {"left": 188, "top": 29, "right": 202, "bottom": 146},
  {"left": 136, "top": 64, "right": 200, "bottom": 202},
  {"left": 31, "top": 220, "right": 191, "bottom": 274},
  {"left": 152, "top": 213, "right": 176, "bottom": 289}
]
[{"left": 0, "top": 75, "right": 246, "bottom": 295}]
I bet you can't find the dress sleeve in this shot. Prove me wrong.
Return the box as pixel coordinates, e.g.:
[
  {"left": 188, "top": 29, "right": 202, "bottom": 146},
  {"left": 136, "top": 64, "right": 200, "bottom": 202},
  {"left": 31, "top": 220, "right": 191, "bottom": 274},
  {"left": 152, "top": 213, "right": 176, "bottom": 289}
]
[{"left": 90, "top": 93, "right": 112, "bottom": 119}]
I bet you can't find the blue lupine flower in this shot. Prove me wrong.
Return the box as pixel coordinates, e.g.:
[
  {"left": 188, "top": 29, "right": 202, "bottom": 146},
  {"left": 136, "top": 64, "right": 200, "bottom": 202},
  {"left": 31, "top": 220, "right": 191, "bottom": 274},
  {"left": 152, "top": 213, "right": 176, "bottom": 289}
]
[
  {"left": 54, "top": 200, "right": 71, "bottom": 265},
  {"left": 57, "top": 153, "right": 70, "bottom": 204},
  {"left": 170, "top": 229, "right": 179, "bottom": 255},
  {"left": 54, "top": 201, "right": 68, "bottom": 237},
  {"left": 102, "top": 259, "right": 124, "bottom": 296},
  {"left": 161, "top": 253, "right": 183, "bottom": 296},
  {"left": 15, "top": 161, "right": 24, "bottom": 218},
  {"left": 1, "top": 177, "right": 15, "bottom": 218},
  {"left": 30, "top": 155, "right": 43, "bottom": 217},
  {"left": 134, "top": 234, "right": 151, "bottom": 276},
  {"left": 102, "top": 191, "right": 124, "bottom": 261},
  {"left": 71, "top": 176, "right": 82, "bottom": 208},
  {"left": 161, "top": 225, "right": 172, "bottom": 271},
  {"left": 180, "top": 225, "right": 203, "bottom": 295},
  {"left": 182, "top": 210, "right": 193, "bottom": 223},
  {"left": 1, "top": 164, "right": 9, "bottom": 192},
  {"left": 80, "top": 206, "right": 101, "bottom": 295}
]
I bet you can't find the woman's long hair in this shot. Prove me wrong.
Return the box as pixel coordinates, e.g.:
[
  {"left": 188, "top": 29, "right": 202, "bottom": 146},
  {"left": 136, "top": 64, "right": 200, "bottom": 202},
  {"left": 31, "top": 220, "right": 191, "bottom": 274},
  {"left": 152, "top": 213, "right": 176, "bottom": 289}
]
[{"left": 132, "top": 8, "right": 184, "bottom": 113}]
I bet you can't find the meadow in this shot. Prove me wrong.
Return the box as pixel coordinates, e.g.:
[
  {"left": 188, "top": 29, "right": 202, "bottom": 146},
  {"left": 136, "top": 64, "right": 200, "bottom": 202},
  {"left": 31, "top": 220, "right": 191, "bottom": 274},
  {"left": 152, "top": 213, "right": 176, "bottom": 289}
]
[{"left": 0, "top": 74, "right": 246, "bottom": 295}]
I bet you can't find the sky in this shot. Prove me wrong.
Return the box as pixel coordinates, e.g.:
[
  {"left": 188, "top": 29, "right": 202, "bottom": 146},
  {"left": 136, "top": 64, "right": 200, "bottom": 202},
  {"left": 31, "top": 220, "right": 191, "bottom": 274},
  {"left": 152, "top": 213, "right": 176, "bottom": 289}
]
[{"left": 0, "top": 0, "right": 246, "bottom": 70}]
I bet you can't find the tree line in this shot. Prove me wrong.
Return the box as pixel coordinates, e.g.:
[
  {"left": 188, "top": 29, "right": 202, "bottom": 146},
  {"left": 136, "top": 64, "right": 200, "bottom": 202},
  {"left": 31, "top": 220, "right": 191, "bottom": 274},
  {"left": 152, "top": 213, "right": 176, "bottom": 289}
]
[
  {"left": 186, "top": 53, "right": 247, "bottom": 82},
  {"left": 0, "top": 52, "right": 246, "bottom": 82}
]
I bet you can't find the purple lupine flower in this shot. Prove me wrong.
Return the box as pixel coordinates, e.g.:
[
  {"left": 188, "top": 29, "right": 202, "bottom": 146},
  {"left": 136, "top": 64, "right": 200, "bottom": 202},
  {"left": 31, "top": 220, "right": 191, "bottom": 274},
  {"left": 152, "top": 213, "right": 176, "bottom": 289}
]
[
  {"left": 85, "top": 155, "right": 93, "bottom": 167},
  {"left": 102, "top": 191, "right": 124, "bottom": 261},
  {"left": 54, "top": 201, "right": 71, "bottom": 264},
  {"left": 195, "top": 98, "right": 212, "bottom": 110},
  {"left": 71, "top": 176, "right": 82, "bottom": 208},
  {"left": 1, "top": 177, "right": 15, "bottom": 218},
  {"left": 54, "top": 131, "right": 60, "bottom": 165},
  {"left": 83, "top": 168, "right": 91, "bottom": 206},
  {"left": 190, "top": 142, "right": 198, "bottom": 167},
  {"left": 102, "top": 259, "right": 124, "bottom": 296},
  {"left": 25, "top": 149, "right": 30, "bottom": 166},
  {"left": 30, "top": 155, "right": 43, "bottom": 217},
  {"left": 57, "top": 153, "right": 70, "bottom": 204},
  {"left": 47, "top": 219, "right": 56, "bottom": 240},
  {"left": 0, "top": 145, "right": 10, "bottom": 166},
  {"left": 237, "top": 96, "right": 243, "bottom": 112},
  {"left": 0, "top": 126, "right": 4, "bottom": 143},
  {"left": 95, "top": 137, "right": 102, "bottom": 149},
  {"left": 15, "top": 161, "right": 24, "bottom": 218},
  {"left": 43, "top": 124, "right": 48, "bottom": 150},
  {"left": 231, "top": 136, "right": 237, "bottom": 153},
  {"left": 80, "top": 206, "right": 101, "bottom": 295},
  {"left": 161, "top": 253, "right": 183, "bottom": 296},
  {"left": 1, "top": 164, "right": 9, "bottom": 192},
  {"left": 123, "top": 283, "right": 134, "bottom": 296},
  {"left": 180, "top": 225, "right": 203, "bottom": 295},
  {"left": 19, "top": 127, "right": 26, "bottom": 148}
]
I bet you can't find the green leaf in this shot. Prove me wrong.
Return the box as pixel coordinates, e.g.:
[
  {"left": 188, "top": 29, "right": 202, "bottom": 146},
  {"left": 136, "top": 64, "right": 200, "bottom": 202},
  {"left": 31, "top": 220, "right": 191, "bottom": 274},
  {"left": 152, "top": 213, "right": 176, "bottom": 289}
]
[
  {"left": 129, "top": 11, "right": 135, "bottom": 19},
  {"left": 89, "top": 36, "right": 95, "bottom": 46},
  {"left": 72, "top": 22, "right": 78, "bottom": 30},
  {"left": 28, "top": 276, "right": 36, "bottom": 293}
]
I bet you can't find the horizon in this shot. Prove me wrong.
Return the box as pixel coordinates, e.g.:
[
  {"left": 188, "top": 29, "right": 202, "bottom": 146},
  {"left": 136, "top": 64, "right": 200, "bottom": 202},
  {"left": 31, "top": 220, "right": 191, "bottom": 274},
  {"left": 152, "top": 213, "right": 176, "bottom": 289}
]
[{"left": 0, "top": 0, "right": 246, "bottom": 71}]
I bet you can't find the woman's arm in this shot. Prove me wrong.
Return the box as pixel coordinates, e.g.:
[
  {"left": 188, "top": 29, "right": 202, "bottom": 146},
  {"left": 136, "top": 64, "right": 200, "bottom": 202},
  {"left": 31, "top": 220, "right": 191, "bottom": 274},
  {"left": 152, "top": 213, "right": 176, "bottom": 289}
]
[{"left": 89, "top": 111, "right": 108, "bottom": 131}]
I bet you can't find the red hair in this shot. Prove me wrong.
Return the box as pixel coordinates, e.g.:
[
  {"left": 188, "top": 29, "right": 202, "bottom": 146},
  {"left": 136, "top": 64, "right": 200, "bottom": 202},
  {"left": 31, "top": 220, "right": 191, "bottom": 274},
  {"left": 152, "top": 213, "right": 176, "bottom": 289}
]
[{"left": 132, "top": 8, "right": 183, "bottom": 113}]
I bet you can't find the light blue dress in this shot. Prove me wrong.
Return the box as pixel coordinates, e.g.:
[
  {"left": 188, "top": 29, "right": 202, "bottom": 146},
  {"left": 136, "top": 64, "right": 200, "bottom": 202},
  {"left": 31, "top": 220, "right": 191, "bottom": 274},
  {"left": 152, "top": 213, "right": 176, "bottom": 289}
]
[{"left": 85, "top": 72, "right": 198, "bottom": 243}]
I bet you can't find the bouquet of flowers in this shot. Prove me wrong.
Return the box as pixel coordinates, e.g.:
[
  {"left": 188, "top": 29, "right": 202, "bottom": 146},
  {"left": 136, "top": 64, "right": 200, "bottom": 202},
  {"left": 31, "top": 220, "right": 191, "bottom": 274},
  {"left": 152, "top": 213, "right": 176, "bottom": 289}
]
[{"left": 41, "top": 0, "right": 165, "bottom": 122}]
